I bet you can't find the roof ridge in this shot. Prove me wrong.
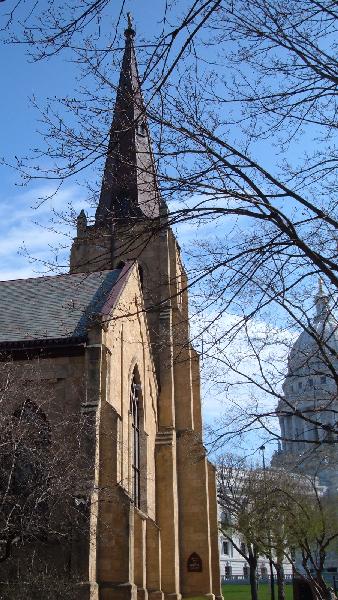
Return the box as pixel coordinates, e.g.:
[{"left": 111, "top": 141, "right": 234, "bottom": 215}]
[{"left": 0, "top": 268, "right": 119, "bottom": 285}]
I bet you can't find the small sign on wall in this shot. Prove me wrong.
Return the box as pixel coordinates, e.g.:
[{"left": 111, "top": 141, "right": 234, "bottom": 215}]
[{"left": 187, "top": 553, "right": 202, "bottom": 572}]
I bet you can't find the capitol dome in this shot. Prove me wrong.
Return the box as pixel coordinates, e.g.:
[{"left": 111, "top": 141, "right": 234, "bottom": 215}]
[
  {"left": 274, "top": 280, "right": 338, "bottom": 489},
  {"left": 286, "top": 280, "right": 338, "bottom": 380}
]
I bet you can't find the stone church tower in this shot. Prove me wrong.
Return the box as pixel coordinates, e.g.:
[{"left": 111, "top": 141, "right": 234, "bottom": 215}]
[
  {"left": 0, "top": 17, "right": 221, "bottom": 600},
  {"left": 69, "top": 19, "right": 222, "bottom": 598}
]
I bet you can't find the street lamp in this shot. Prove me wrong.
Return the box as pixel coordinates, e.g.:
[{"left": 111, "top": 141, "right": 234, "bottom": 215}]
[{"left": 259, "top": 445, "right": 275, "bottom": 600}]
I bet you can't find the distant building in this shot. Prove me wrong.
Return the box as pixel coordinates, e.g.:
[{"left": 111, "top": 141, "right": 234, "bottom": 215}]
[
  {"left": 273, "top": 280, "right": 338, "bottom": 490},
  {"left": 218, "top": 527, "right": 293, "bottom": 583},
  {"left": 272, "top": 280, "right": 338, "bottom": 576},
  {"left": 217, "top": 488, "right": 293, "bottom": 583}
]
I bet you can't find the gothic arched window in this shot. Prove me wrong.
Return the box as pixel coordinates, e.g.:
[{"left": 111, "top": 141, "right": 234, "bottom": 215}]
[{"left": 130, "top": 373, "right": 141, "bottom": 508}]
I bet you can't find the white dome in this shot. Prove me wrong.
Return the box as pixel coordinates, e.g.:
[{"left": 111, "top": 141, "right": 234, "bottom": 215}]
[
  {"left": 276, "top": 281, "right": 338, "bottom": 490},
  {"left": 286, "top": 283, "right": 338, "bottom": 378}
]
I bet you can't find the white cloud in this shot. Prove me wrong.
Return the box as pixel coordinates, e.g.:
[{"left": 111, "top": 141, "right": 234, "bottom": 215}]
[
  {"left": 190, "top": 308, "right": 298, "bottom": 456},
  {"left": 0, "top": 184, "right": 92, "bottom": 280}
]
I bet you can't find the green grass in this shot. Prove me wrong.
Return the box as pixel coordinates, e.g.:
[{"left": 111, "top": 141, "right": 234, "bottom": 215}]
[{"left": 221, "top": 583, "right": 293, "bottom": 600}]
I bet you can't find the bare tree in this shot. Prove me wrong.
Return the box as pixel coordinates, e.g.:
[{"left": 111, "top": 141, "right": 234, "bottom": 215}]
[
  {"left": 218, "top": 456, "right": 268, "bottom": 600},
  {"left": 264, "top": 469, "right": 338, "bottom": 600},
  {"left": 0, "top": 567, "right": 79, "bottom": 600},
  {"left": 218, "top": 455, "right": 338, "bottom": 600},
  {"left": 0, "top": 359, "right": 92, "bottom": 595}
]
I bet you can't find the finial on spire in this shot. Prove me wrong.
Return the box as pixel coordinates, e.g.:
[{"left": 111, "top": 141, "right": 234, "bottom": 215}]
[
  {"left": 318, "top": 277, "right": 324, "bottom": 295},
  {"left": 314, "top": 276, "right": 329, "bottom": 322},
  {"left": 125, "top": 12, "right": 135, "bottom": 38}
]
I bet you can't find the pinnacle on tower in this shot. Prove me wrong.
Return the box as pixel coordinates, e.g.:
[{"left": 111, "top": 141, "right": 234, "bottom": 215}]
[
  {"left": 95, "top": 15, "right": 163, "bottom": 225},
  {"left": 77, "top": 209, "right": 87, "bottom": 236},
  {"left": 314, "top": 276, "right": 330, "bottom": 322}
]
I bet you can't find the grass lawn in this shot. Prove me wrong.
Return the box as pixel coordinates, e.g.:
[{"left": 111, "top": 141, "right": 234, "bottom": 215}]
[{"left": 222, "top": 583, "right": 294, "bottom": 600}]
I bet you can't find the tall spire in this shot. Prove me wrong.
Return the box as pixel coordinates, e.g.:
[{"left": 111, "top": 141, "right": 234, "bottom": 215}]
[{"left": 96, "top": 15, "right": 163, "bottom": 224}]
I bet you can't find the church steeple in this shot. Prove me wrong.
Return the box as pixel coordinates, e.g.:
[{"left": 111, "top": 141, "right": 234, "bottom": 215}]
[{"left": 95, "top": 14, "right": 163, "bottom": 224}]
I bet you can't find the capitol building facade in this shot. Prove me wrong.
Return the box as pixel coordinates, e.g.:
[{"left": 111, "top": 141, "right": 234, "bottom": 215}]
[
  {"left": 218, "top": 530, "right": 293, "bottom": 583},
  {"left": 273, "top": 280, "right": 338, "bottom": 491}
]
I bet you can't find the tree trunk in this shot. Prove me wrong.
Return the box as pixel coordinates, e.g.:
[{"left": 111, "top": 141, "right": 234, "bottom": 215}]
[
  {"left": 249, "top": 557, "right": 259, "bottom": 600},
  {"left": 312, "top": 574, "right": 330, "bottom": 600},
  {"left": 276, "top": 562, "right": 285, "bottom": 600}
]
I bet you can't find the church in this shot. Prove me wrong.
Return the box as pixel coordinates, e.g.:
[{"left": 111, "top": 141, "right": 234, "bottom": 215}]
[{"left": 0, "top": 18, "right": 221, "bottom": 600}]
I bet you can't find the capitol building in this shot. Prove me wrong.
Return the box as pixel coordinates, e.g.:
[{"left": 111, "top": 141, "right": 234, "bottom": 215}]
[{"left": 273, "top": 280, "right": 338, "bottom": 491}]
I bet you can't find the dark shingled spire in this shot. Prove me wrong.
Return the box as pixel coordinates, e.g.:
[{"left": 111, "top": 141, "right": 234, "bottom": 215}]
[{"left": 96, "top": 15, "right": 163, "bottom": 224}]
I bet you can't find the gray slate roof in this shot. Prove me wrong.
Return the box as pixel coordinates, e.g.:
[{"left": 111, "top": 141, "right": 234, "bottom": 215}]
[{"left": 0, "top": 269, "right": 121, "bottom": 345}]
